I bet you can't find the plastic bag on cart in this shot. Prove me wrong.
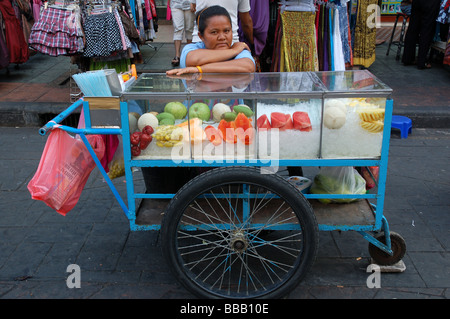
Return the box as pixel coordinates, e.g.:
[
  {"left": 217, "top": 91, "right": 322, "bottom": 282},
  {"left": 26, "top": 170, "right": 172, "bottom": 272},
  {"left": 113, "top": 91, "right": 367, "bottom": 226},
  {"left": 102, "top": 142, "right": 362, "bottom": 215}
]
[
  {"left": 27, "top": 128, "right": 105, "bottom": 216},
  {"left": 357, "top": 166, "right": 379, "bottom": 190},
  {"left": 310, "top": 166, "right": 366, "bottom": 204},
  {"left": 107, "top": 136, "right": 125, "bottom": 179}
]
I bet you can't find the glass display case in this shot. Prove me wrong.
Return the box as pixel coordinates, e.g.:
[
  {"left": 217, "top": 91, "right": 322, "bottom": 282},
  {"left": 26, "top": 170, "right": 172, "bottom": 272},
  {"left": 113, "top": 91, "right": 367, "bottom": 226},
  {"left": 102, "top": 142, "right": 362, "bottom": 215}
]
[
  {"left": 313, "top": 70, "right": 392, "bottom": 159},
  {"left": 122, "top": 71, "right": 392, "bottom": 162}
]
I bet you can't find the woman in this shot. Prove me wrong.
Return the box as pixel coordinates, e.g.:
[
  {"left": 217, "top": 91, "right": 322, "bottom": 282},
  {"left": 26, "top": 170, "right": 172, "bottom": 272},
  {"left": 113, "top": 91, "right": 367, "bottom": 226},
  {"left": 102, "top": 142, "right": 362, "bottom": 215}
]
[{"left": 166, "top": 5, "right": 255, "bottom": 75}]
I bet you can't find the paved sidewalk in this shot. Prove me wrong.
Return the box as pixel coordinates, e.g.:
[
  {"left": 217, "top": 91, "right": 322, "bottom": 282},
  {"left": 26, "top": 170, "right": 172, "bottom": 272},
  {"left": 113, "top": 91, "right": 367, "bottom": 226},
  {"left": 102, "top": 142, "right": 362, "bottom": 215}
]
[
  {"left": 0, "top": 126, "right": 448, "bottom": 299},
  {"left": 0, "top": 24, "right": 449, "bottom": 128}
]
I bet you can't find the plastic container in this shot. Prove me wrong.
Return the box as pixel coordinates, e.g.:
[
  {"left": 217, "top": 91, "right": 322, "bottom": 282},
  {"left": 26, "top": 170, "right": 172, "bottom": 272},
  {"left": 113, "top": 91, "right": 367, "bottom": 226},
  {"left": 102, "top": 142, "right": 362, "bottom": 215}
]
[{"left": 286, "top": 176, "right": 312, "bottom": 194}]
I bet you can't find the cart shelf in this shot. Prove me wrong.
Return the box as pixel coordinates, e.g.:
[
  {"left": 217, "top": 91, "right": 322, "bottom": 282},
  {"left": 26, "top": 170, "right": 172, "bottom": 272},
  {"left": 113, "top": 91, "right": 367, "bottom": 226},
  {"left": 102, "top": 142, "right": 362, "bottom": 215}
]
[{"left": 134, "top": 198, "right": 376, "bottom": 232}]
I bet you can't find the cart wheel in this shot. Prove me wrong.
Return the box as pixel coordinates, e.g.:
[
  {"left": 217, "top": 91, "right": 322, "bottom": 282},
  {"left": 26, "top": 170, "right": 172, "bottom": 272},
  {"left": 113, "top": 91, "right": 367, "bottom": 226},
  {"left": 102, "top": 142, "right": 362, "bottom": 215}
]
[
  {"left": 161, "top": 167, "right": 318, "bottom": 299},
  {"left": 368, "top": 231, "right": 406, "bottom": 266}
]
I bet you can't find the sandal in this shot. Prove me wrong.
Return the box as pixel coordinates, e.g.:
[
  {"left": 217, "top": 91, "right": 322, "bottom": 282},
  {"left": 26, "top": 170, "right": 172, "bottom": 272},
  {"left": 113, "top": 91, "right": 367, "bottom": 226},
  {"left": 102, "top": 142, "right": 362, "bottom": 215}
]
[{"left": 171, "top": 57, "right": 180, "bottom": 66}]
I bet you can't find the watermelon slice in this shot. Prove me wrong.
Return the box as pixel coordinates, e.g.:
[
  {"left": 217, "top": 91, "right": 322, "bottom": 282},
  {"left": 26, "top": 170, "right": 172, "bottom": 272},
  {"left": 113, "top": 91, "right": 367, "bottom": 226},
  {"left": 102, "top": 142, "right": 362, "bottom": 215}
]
[
  {"left": 279, "top": 114, "right": 294, "bottom": 131},
  {"left": 293, "top": 111, "right": 312, "bottom": 131},
  {"left": 270, "top": 112, "right": 287, "bottom": 129},
  {"left": 257, "top": 114, "right": 271, "bottom": 130}
]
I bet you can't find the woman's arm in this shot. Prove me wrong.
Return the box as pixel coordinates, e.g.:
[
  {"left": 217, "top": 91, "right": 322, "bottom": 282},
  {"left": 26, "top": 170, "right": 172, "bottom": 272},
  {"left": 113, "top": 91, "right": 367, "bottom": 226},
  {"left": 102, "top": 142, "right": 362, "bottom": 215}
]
[
  {"left": 166, "top": 57, "right": 255, "bottom": 75},
  {"left": 200, "top": 58, "right": 255, "bottom": 73},
  {"left": 185, "top": 42, "right": 251, "bottom": 66}
]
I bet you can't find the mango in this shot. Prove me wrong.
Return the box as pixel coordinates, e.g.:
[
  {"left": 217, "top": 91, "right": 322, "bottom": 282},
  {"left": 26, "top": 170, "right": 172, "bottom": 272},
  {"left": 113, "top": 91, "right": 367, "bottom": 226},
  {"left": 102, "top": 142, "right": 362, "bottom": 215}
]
[
  {"left": 222, "top": 111, "right": 237, "bottom": 122},
  {"left": 233, "top": 104, "right": 254, "bottom": 117}
]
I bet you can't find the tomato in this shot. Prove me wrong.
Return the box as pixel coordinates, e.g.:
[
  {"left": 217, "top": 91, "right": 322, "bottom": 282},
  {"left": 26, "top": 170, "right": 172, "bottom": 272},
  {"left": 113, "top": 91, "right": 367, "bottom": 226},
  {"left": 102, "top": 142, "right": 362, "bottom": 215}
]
[
  {"left": 131, "top": 145, "right": 141, "bottom": 156},
  {"left": 257, "top": 114, "right": 271, "bottom": 130},
  {"left": 205, "top": 125, "right": 223, "bottom": 146},
  {"left": 139, "top": 133, "right": 152, "bottom": 150},
  {"left": 142, "top": 125, "right": 154, "bottom": 135},
  {"left": 130, "top": 132, "right": 142, "bottom": 146}
]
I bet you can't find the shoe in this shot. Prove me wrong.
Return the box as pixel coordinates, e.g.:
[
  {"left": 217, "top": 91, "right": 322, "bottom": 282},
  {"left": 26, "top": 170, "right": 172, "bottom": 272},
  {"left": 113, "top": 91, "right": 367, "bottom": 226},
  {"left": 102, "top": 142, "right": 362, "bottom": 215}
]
[
  {"left": 171, "top": 57, "right": 180, "bottom": 66},
  {"left": 417, "top": 63, "right": 431, "bottom": 70}
]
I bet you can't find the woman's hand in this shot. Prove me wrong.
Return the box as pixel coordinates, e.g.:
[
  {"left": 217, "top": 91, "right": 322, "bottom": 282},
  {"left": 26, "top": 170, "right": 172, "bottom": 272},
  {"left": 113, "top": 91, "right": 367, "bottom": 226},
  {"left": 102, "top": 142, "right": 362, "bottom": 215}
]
[
  {"left": 231, "top": 42, "right": 251, "bottom": 55},
  {"left": 166, "top": 66, "right": 199, "bottom": 76}
]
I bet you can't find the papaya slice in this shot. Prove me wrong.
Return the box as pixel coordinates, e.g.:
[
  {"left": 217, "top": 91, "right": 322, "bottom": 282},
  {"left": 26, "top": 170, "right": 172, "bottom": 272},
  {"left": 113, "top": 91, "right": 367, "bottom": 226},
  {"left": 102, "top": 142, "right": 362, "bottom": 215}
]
[
  {"left": 218, "top": 119, "right": 237, "bottom": 144},
  {"left": 177, "top": 117, "right": 202, "bottom": 128},
  {"left": 205, "top": 125, "right": 223, "bottom": 146},
  {"left": 234, "top": 112, "right": 252, "bottom": 130},
  {"left": 235, "top": 127, "right": 255, "bottom": 145}
]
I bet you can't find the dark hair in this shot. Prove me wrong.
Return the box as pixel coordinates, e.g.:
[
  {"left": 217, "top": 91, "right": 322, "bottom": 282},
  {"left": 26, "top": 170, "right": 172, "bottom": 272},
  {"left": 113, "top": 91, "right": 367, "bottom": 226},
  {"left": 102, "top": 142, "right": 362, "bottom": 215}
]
[{"left": 196, "top": 5, "right": 232, "bottom": 36}]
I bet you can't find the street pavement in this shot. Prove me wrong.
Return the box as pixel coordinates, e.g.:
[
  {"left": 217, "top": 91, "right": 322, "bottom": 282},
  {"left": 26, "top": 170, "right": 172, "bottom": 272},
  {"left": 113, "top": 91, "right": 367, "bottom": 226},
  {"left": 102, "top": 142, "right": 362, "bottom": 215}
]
[
  {"left": 0, "top": 24, "right": 449, "bottom": 300},
  {"left": 0, "top": 127, "right": 448, "bottom": 300}
]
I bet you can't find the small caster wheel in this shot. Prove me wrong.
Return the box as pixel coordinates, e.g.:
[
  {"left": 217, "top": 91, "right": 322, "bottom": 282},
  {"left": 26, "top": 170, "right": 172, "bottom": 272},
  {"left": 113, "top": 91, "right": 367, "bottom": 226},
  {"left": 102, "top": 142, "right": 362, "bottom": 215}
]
[{"left": 368, "top": 231, "right": 406, "bottom": 266}]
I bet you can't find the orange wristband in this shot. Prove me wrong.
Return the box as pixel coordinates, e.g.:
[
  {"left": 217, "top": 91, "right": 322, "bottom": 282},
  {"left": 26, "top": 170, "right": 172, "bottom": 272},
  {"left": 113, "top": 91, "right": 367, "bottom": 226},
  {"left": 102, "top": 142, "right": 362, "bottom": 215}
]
[{"left": 196, "top": 66, "right": 203, "bottom": 73}]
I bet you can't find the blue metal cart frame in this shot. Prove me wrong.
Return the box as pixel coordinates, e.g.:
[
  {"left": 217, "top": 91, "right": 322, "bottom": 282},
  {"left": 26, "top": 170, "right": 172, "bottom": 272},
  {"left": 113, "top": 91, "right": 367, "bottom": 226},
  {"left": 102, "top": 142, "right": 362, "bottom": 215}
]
[
  {"left": 39, "top": 99, "right": 395, "bottom": 257},
  {"left": 39, "top": 72, "right": 403, "bottom": 298}
]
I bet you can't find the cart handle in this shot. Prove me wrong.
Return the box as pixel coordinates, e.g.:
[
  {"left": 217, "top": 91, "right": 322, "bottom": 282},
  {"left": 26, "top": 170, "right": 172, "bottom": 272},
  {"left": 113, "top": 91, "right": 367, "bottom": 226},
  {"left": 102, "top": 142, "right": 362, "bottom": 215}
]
[
  {"left": 39, "top": 98, "right": 84, "bottom": 136},
  {"left": 39, "top": 98, "right": 122, "bottom": 136}
]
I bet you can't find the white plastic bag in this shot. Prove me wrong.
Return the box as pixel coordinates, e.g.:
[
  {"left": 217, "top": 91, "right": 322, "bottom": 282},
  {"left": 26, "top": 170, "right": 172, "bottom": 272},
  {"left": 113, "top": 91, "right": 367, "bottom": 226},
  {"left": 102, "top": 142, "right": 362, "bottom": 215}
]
[{"left": 310, "top": 166, "right": 366, "bottom": 204}]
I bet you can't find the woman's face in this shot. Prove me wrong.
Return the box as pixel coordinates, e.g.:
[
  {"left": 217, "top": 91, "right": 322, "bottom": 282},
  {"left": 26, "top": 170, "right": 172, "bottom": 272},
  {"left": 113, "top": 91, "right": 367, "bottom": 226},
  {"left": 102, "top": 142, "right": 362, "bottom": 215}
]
[{"left": 199, "top": 15, "right": 232, "bottom": 50}]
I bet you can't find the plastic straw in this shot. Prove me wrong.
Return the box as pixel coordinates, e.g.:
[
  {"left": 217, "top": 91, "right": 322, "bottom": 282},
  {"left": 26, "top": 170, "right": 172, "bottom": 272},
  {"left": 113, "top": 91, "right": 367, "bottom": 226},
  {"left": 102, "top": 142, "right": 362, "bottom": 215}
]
[{"left": 72, "top": 70, "right": 113, "bottom": 97}]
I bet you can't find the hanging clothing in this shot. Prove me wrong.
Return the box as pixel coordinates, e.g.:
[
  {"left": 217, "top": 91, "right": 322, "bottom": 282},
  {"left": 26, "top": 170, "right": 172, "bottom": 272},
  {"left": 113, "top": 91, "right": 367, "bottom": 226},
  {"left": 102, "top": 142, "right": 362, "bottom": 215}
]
[
  {"left": 29, "top": 5, "right": 84, "bottom": 56},
  {"left": 437, "top": 0, "right": 450, "bottom": 24},
  {"left": 0, "top": 10, "right": 9, "bottom": 68},
  {"left": 238, "top": 0, "right": 270, "bottom": 56},
  {"left": 0, "top": 0, "right": 29, "bottom": 64},
  {"left": 280, "top": 10, "right": 318, "bottom": 72},
  {"left": 338, "top": 3, "right": 352, "bottom": 64},
  {"left": 352, "top": 0, "right": 377, "bottom": 68},
  {"left": 83, "top": 11, "right": 130, "bottom": 58},
  {"left": 332, "top": 8, "right": 345, "bottom": 71},
  {"left": 444, "top": 26, "right": 450, "bottom": 65},
  {"left": 270, "top": 5, "right": 283, "bottom": 72},
  {"left": 32, "top": 0, "right": 41, "bottom": 22}
]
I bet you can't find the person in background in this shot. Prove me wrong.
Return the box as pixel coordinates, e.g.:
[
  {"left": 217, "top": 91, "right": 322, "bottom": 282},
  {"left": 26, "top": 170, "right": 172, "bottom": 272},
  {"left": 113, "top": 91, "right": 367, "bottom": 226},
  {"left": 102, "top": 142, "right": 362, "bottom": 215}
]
[
  {"left": 189, "top": 0, "right": 254, "bottom": 50},
  {"left": 402, "top": 0, "right": 441, "bottom": 69},
  {"left": 169, "top": 0, "right": 195, "bottom": 66},
  {"left": 167, "top": 5, "right": 255, "bottom": 75}
]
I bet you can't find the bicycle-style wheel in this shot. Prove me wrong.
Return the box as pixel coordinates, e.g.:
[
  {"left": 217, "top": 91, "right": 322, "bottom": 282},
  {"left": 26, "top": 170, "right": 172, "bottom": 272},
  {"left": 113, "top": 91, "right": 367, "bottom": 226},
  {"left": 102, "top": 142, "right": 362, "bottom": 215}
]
[{"left": 161, "top": 167, "right": 318, "bottom": 299}]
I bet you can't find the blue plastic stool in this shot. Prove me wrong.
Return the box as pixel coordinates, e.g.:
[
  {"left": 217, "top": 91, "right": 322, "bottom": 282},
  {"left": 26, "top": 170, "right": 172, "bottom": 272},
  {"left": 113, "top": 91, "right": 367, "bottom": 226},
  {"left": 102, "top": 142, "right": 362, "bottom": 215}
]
[{"left": 391, "top": 115, "right": 412, "bottom": 139}]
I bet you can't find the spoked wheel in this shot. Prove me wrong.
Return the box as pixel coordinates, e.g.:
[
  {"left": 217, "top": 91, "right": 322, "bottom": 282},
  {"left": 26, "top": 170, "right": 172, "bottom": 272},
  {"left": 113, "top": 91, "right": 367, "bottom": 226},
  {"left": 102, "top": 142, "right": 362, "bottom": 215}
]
[{"left": 161, "top": 167, "right": 318, "bottom": 299}]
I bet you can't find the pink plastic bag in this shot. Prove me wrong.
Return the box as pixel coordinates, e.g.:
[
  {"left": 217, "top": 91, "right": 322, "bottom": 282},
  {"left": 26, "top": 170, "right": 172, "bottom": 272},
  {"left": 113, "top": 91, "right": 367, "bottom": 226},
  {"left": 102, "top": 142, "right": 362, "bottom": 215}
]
[{"left": 27, "top": 128, "right": 105, "bottom": 216}]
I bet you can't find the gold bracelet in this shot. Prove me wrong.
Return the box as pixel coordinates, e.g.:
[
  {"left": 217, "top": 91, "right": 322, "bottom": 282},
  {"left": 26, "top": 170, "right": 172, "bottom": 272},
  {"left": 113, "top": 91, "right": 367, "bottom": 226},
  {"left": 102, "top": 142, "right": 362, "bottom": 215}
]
[{"left": 196, "top": 66, "right": 203, "bottom": 73}]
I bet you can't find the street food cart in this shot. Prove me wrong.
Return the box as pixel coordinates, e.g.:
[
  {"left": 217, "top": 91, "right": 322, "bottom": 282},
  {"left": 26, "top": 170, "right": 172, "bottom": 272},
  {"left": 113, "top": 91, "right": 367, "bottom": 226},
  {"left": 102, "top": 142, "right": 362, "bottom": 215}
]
[{"left": 39, "top": 70, "right": 406, "bottom": 298}]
